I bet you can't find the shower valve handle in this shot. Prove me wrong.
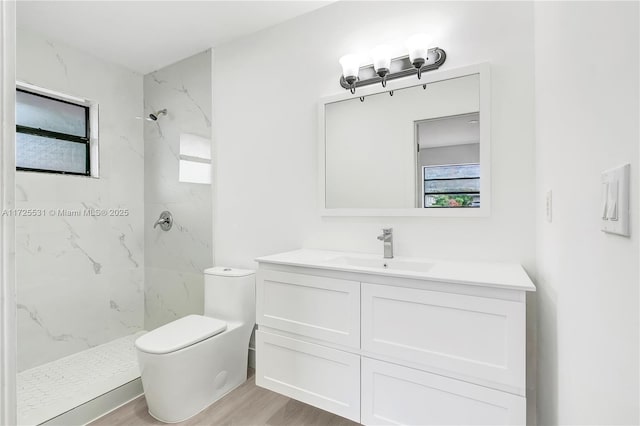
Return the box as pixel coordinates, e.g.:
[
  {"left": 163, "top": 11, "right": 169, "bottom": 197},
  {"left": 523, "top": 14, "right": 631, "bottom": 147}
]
[{"left": 154, "top": 211, "right": 173, "bottom": 231}]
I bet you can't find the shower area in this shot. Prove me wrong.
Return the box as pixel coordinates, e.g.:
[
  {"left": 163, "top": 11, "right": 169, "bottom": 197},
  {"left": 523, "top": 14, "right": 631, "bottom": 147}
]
[{"left": 15, "top": 28, "right": 213, "bottom": 425}]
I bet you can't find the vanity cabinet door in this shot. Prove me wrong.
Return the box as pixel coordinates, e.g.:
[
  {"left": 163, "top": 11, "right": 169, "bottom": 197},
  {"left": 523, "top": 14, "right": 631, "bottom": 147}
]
[
  {"left": 361, "top": 357, "right": 525, "bottom": 426},
  {"left": 257, "top": 269, "right": 360, "bottom": 347},
  {"left": 361, "top": 283, "right": 525, "bottom": 393},
  {"left": 256, "top": 330, "right": 360, "bottom": 422}
]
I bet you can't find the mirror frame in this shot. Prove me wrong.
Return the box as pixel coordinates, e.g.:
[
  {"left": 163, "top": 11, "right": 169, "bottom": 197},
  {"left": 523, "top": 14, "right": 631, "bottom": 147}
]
[{"left": 318, "top": 62, "right": 491, "bottom": 217}]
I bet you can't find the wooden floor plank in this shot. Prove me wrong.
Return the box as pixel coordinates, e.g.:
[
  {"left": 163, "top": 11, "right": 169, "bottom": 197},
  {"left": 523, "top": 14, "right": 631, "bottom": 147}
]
[
  {"left": 91, "top": 370, "right": 359, "bottom": 426},
  {"left": 266, "top": 399, "right": 358, "bottom": 426}
]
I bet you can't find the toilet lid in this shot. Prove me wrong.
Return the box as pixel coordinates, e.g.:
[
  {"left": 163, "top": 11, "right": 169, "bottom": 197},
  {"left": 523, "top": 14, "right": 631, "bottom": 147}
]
[{"left": 135, "top": 314, "right": 227, "bottom": 355}]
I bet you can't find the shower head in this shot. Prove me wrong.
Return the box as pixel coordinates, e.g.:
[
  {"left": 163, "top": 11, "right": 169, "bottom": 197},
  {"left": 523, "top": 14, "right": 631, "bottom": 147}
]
[
  {"left": 135, "top": 108, "right": 167, "bottom": 122},
  {"left": 148, "top": 109, "right": 167, "bottom": 121}
]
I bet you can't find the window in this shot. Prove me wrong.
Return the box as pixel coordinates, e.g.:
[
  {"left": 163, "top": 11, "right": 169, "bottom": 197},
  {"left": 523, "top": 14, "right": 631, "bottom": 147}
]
[
  {"left": 16, "top": 86, "right": 96, "bottom": 176},
  {"left": 423, "top": 163, "right": 480, "bottom": 208}
]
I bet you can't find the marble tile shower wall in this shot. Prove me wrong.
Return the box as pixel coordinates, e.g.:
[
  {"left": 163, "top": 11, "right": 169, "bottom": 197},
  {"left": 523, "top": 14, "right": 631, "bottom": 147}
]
[
  {"left": 16, "top": 30, "right": 144, "bottom": 371},
  {"left": 143, "top": 50, "right": 213, "bottom": 330}
]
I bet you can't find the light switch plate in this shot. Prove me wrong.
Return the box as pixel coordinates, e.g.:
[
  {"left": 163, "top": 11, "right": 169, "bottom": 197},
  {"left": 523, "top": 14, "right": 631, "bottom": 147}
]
[{"left": 601, "top": 163, "right": 630, "bottom": 236}]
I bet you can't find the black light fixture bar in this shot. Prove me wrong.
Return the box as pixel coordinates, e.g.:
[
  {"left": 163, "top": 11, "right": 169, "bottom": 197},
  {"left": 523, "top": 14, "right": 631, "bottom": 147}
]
[{"left": 339, "top": 48, "right": 447, "bottom": 91}]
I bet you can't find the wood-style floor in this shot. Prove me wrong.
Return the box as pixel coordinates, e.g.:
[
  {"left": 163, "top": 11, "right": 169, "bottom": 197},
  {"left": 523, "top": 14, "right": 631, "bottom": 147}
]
[{"left": 91, "top": 370, "right": 359, "bottom": 426}]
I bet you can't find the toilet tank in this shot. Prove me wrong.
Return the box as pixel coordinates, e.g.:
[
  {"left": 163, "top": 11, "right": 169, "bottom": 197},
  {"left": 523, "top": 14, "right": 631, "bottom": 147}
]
[{"left": 203, "top": 267, "right": 255, "bottom": 324}]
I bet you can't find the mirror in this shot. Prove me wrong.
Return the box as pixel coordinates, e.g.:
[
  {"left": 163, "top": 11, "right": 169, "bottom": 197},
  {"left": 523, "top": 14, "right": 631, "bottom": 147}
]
[{"left": 321, "top": 65, "right": 489, "bottom": 216}]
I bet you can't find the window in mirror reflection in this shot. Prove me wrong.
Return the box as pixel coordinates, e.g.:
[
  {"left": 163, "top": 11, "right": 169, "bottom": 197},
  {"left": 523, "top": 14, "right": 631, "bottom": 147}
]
[
  {"left": 416, "top": 112, "right": 480, "bottom": 208},
  {"left": 423, "top": 164, "right": 480, "bottom": 207}
]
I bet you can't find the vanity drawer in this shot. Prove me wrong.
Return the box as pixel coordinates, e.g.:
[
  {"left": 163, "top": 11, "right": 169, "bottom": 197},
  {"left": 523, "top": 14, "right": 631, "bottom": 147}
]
[
  {"left": 361, "top": 283, "right": 525, "bottom": 393},
  {"left": 257, "top": 269, "right": 360, "bottom": 347},
  {"left": 256, "top": 330, "right": 360, "bottom": 422},
  {"left": 361, "top": 357, "right": 525, "bottom": 425}
]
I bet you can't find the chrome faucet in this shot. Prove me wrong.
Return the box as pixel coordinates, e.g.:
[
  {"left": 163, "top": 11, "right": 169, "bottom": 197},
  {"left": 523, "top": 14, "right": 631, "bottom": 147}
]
[{"left": 377, "top": 228, "right": 394, "bottom": 259}]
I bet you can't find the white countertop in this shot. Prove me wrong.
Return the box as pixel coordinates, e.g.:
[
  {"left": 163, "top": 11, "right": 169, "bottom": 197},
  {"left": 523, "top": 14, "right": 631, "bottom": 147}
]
[{"left": 255, "top": 249, "right": 536, "bottom": 292}]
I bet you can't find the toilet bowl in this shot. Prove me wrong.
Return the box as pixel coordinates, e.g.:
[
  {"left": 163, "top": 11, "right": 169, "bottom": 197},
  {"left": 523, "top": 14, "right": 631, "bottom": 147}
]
[{"left": 135, "top": 267, "right": 255, "bottom": 423}]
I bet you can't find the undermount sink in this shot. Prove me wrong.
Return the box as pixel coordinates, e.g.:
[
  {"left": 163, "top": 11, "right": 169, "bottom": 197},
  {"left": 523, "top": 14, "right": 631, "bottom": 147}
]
[{"left": 327, "top": 256, "right": 434, "bottom": 273}]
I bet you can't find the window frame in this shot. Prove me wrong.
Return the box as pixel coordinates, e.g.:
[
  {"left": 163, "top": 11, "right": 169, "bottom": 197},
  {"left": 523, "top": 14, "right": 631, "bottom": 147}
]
[{"left": 15, "top": 84, "right": 96, "bottom": 177}]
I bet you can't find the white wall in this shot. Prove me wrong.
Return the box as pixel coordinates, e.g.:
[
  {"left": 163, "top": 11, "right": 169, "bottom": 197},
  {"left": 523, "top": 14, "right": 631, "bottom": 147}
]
[
  {"left": 1, "top": 1, "right": 17, "bottom": 423},
  {"left": 15, "top": 29, "right": 144, "bottom": 370},
  {"left": 213, "top": 1, "right": 536, "bottom": 421},
  {"left": 535, "top": 2, "right": 639, "bottom": 424},
  {"left": 144, "top": 50, "right": 212, "bottom": 330},
  {"left": 213, "top": 0, "right": 535, "bottom": 265}
]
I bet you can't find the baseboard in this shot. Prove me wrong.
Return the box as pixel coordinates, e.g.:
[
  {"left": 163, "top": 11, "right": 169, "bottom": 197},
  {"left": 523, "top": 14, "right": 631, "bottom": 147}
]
[{"left": 42, "top": 378, "right": 143, "bottom": 426}]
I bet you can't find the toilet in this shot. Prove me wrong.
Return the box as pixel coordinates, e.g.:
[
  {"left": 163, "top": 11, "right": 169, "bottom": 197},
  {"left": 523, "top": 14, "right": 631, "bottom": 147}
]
[{"left": 135, "top": 267, "right": 255, "bottom": 423}]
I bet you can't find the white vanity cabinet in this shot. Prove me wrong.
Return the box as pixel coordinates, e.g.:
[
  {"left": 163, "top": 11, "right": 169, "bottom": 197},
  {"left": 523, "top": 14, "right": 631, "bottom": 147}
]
[
  {"left": 256, "top": 331, "right": 361, "bottom": 420},
  {"left": 255, "top": 249, "right": 535, "bottom": 425},
  {"left": 361, "top": 283, "right": 526, "bottom": 392},
  {"left": 256, "top": 269, "right": 360, "bottom": 348}
]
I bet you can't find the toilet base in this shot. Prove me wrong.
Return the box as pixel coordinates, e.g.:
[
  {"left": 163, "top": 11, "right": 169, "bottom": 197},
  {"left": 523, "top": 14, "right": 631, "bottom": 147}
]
[
  {"left": 145, "top": 377, "right": 244, "bottom": 424},
  {"left": 138, "top": 323, "right": 250, "bottom": 424}
]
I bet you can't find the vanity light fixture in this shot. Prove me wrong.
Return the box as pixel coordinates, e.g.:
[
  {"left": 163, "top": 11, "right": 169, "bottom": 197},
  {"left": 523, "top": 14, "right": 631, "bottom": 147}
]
[
  {"left": 339, "top": 54, "right": 361, "bottom": 94},
  {"left": 338, "top": 35, "right": 446, "bottom": 94}
]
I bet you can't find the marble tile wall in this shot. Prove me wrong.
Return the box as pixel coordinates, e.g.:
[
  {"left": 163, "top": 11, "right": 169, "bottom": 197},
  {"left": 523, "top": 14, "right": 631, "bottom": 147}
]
[
  {"left": 15, "top": 29, "right": 144, "bottom": 371},
  {"left": 143, "top": 50, "right": 212, "bottom": 330}
]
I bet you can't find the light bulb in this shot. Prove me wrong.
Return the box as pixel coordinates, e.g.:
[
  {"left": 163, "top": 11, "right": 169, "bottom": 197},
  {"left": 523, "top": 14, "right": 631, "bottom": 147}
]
[
  {"left": 371, "top": 45, "right": 391, "bottom": 76},
  {"left": 339, "top": 54, "right": 361, "bottom": 93},
  {"left": 406, "top": 33, "right": 433, "bottom": 65},
  {"left": 339, "top": 54, "right": 361, "bottom": 81}
]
